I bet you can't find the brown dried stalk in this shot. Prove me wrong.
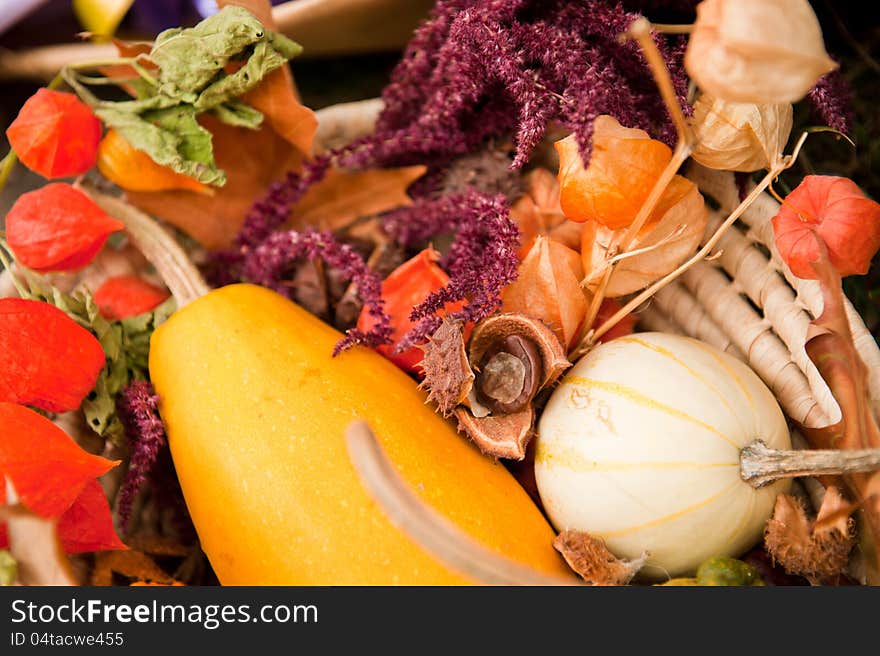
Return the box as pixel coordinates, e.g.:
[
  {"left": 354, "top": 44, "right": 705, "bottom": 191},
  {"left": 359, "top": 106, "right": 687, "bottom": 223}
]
[
  {"left": 741, "top": 441, "right": 880, "bottom": 488},
  {"left": 81, "top": 184, "right": 209, "bottom": 307}
]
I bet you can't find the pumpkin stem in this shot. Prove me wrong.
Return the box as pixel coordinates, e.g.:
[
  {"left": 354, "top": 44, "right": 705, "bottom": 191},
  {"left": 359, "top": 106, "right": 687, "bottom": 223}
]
[
  {"left": 740, "top": 440, "right": 880, "bottom": 488},
  {"left": 81, "top": 183, "right": 210, "bottom": 307},
  {"left": 344, "top": 420, "right": 578, "bottom": 586}
]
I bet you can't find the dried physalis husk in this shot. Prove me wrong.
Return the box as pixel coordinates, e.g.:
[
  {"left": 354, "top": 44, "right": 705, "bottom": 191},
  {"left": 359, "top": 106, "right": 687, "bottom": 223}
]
[
  {"left": 691, "top": 94, "right": 793, "bottom": 172},
  {"left": 685, "top": 0, "right": 837, "bottom": 104},
  {"left": 553, "top": 530, "right": 647, "bottom": 586},
  {"left": 764, "top": 487, "right": 856, "bottom": 582},
  {"left": 501, "top": 236, "right": 588, "bottom": 350},
  {"left": 581, "top": 175, "right": 708, "bottom": 297}
]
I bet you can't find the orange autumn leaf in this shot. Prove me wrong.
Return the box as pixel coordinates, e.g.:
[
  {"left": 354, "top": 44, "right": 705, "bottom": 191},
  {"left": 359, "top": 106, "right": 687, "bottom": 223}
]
[
  {"left": 290, "top": 165, "right": 426, "bottom": 231},
  {"left": 581, "top": 175, "right": 708, "bottom": 297},
  {"left": 555, "top": 115, "right": 672, "bottom": 229},
  {"left": 55, "top": 479, "right": 128, "bottom": 554},
  {"left": 221, "top": 0, "right": 317, "bottom": 156},
  {"left": 501, "top": 236, "right": 588, "bottom": 350}
]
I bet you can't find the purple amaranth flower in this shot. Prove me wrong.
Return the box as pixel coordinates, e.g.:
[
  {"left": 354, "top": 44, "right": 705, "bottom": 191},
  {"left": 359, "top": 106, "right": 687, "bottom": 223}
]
[
  {"left": 242, "top": 228, "right": 392, "bottom": 354},
  {"left": 383, "top": 189, "right": 520, "bottom": 349},
  {"left": 339, "top": 0, "right": 689, "bottom": 171},
  {"left": 116, "top": 380, "right": 168, "bottom": 532},
  {"left": 807, "top": 67, "right": 854, "bottom": 136}
]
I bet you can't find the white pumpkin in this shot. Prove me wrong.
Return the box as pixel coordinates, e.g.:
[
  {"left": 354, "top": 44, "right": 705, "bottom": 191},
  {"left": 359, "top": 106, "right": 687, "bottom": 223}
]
[{"left": 535, "top": 332, "right": 791, "bottom": 578}]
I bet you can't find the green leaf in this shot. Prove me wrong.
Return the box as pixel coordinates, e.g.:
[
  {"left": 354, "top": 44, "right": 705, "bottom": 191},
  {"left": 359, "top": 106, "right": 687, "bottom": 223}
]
[
  {"left": 193, "top": 40, "right": 290, "bottom": 113},
  {"left": 61, "top": 5, "right": 303, "bottom": 188},
  {"left": 151, "top": 6, "right": 268, "bottom": 99},
  {"left": 95, "top": 106, "right": 226, "bottom": 186},
  {"left": 211, "top": 99, "right": 264, "bottom": 129}
]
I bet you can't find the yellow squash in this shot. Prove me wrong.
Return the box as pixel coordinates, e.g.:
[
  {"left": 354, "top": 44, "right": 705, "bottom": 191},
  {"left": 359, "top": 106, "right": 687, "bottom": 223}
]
[{"left": 149, "top": 284, "right": 568, "bottom": 584}]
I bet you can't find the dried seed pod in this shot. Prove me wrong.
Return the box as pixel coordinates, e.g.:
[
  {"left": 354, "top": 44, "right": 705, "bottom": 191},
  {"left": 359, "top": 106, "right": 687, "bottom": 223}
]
[
  {"left": 764, "top": 487, "right": 856, "bottom": 582},
  {"left": 685, "top": 0, "right": 837, "bottom": 104},
  {"left": 691, "top": 94, "right": 793, "bottom": 172},
  {"left": 454, "top": 405, "right": 534, "bottom": 461},
  {"left": 553, "top": 530, "right": 646, "bottom": 586},
  {"left": 419, "top": 318, "right": 474, "bottom": 417},
  {"left": 468, "top": 313, "right": 570, "bottom": 390}
]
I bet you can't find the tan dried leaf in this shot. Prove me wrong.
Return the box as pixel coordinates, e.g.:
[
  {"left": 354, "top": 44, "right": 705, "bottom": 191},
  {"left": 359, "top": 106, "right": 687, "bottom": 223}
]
[
  {"left": 419, "top": 318, "right": 474, "bottom": 417},
  {"left": 553, "top": 530, "right": 646, "bottom": 586},
  {"left": 685, "top": 0, "right": 837, "bottom": 104},
  {"left": 454, "top": 405, "right": 534, "bottom": 461},
  {"left": 764, "top": 489, "right": 855, "bottom": 582},
  {"left": 289, "top": 165, "right": 426, "bottom": 231},
  {"left": 691, "top": 94, "right": 793, "bottom": 172},
  {"left": 501, "top": 236, "right": 588, "bottom": 350},
  {"left": 582, "top": 175, "right": 708, "bottom": 297}
]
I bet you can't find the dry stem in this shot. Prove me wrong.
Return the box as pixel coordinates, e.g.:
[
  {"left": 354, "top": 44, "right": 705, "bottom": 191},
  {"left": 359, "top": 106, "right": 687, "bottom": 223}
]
[
  {"left": 574, "top": 18, "right": 694, "bottom": 356},
  {"left": 344, "top": 420, "right": 578, "bottom": 586},
  {"left": 80, "top": 184, "right": 210, "bottom": 307},
  {"left": 741, "top": 441, "right": 880, "bottom": 488}
]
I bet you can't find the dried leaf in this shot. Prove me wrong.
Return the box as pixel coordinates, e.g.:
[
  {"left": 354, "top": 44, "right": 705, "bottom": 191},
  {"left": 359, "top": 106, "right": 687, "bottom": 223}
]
[
  {"left": 501, "top": 236, "right": 587, "bottom": 350},
  {"left": 685, "top": 0, "right": 837, "bottom": 104},
  {"left": 772, "top": 176, "right": 880, "bottom": 279},
  {"left": 128, "top": 116, "right": 303, "bottom": 249},
  {"left": 581, "top": 175, "right": 708, "bottom": 297},
  {"left": 92, "top": 550, "right": 178, "bottom": 586},
  {"left": 555, "top": 116, "right": 672, "bottom": 229},
  {"left": 454, "top": 405, "right": 534, "bottom": 461},
  {"left": 419, "top": 318, "right": 474, "bottom": 417},
  {"left": 219, "top": 0, "right": 317, "bottom": 156},
  {"left": 764, "top": 490, "right": 855, "bottom": 581},
  {"left": 289, "top": 165, "right": 426, "bottom": 231},
  {"left": 123, "top": 1, "right": 317, "bottom": 249},
  {"left": 553, "top": 530, "right": 645, "bottom": 585},
  {"left": 691, "top": 94, "right": 793, "bottom": 172},
  {"left": 799, "top": 243, "right": 880, "bottom": 579}
]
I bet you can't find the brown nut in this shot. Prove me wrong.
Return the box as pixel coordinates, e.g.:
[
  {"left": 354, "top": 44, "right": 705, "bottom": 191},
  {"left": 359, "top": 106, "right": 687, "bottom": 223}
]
[{"left": 474, "top": 334, "right": 541, "bottom": 415}]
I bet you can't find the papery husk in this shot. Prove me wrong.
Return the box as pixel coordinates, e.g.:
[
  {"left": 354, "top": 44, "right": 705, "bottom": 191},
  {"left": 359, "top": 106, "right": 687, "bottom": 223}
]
[
  {"left": 691, "top": 94, "right": 793, "bottom": 172},
  {"left": 501, "top": 236, "right": 588, "bottom": 350},
  {"left": 685, "top": 0, "right": 837, "bottom": 104},
  {"left": 582, "top": 175, "right": 708, "bottom": 297}
]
